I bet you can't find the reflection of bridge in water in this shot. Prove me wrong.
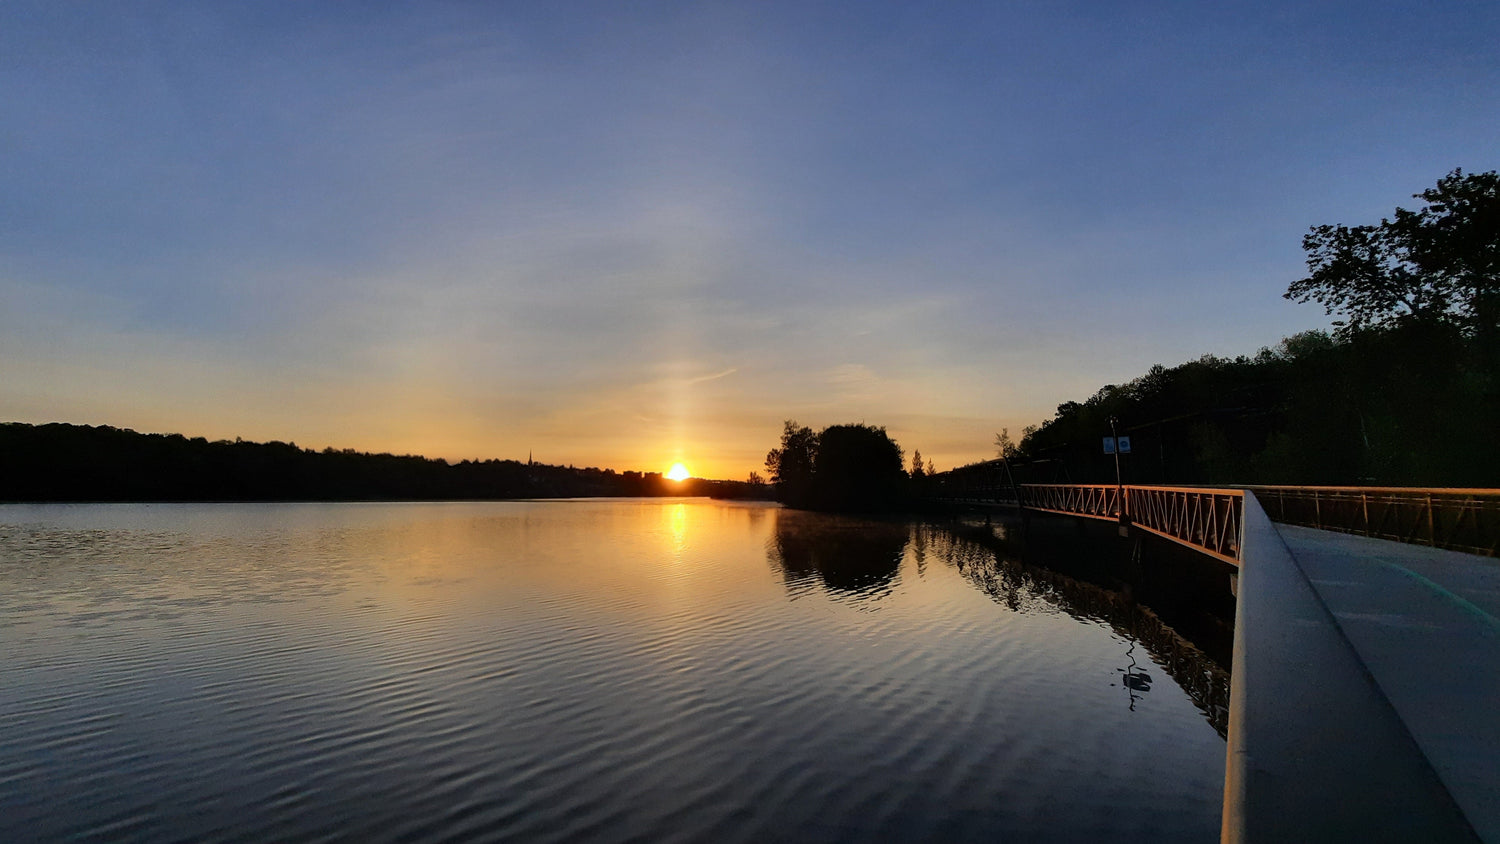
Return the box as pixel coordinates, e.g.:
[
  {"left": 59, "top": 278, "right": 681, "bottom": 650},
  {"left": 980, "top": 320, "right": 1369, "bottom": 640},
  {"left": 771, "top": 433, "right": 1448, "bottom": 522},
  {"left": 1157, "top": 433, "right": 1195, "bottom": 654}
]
[
  {"left": 916, "top": 522, "right": 1231, "bottom": 738},
  {"left": 925, "top": 464, "right": 1500, "bottom": 843},
  {"left": 763, "top": 510, "right": 1235, "bottom": 736}
]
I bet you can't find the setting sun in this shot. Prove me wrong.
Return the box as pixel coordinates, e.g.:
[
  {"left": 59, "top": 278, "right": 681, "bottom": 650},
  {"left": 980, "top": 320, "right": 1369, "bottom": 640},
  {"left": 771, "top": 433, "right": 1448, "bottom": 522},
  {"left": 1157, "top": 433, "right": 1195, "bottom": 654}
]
[{"left": 665, "top": 462, "right": 691, "bottom": 482}]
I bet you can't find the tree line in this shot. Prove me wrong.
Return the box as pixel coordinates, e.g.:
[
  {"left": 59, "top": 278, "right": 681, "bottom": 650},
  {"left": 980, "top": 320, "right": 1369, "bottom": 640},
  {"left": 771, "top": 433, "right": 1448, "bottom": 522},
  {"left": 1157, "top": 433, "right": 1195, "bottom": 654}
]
[
  {"left": 760, "top": 168, "right": 1498, "bottom": 504},
  {"left": 0, "top": 423, "right": 759, "bottom": 502},
  {"left": 1007, "top": 168, "right": 1498, "bottom": 487},
  {"left": 1004, "top": 321, "right": 1494, "bottom": 485}
]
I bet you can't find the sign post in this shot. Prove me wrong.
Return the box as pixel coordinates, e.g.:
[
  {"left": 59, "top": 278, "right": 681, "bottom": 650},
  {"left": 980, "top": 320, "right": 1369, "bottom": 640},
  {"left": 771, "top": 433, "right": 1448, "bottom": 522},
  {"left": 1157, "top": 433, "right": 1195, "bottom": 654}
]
[{"left": 1107, "top": 417, "right": 1126, "bottom": 525}]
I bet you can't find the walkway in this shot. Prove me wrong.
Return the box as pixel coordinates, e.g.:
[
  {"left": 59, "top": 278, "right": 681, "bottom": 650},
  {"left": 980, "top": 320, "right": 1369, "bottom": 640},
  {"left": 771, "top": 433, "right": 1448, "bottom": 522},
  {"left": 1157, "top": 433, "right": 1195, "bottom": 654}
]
[
  {"left": 923, "top": 476, "right": 1500, "bottom": 838},
  {"left": 1224, "top": 493, "right": 1499, "bottom": 842}
]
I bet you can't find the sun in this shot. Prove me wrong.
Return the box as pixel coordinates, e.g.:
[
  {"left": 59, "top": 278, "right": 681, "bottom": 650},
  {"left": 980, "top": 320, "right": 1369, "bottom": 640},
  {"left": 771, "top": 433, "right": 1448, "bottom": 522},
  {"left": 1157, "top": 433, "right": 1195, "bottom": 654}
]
[{"left": 665, "top": 462, "right": 691, "bottom": 482}]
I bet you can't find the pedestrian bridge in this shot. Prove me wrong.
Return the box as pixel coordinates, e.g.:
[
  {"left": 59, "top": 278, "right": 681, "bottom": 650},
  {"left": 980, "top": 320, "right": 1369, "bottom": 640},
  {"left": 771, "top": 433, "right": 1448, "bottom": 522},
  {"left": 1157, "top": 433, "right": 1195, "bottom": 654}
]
[
  {"left": 929, "top": 459, "right": 1498, "bottom": 561},
  {"left": 925, "top": 467, "right": 1500, "bottom": 842}
]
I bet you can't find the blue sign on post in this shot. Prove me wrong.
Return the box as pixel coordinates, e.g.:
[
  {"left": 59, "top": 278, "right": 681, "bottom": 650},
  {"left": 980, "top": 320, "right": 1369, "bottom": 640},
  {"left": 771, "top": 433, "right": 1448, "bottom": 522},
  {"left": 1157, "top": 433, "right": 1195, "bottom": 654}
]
[
  {"left": 1117, "top": 436, "right": 1131, "bottom": 454},
  {"left": 1103, "top": 437, "right": 1116, "bottom": 454}
]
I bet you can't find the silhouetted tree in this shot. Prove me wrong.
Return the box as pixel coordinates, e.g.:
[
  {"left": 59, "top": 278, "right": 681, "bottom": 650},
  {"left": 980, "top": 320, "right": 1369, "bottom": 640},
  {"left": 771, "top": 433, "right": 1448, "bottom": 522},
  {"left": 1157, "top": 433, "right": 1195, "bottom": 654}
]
[
  {"left": 765, "top": 420, "right": 818, "bottom": 507},
  {"left": 812, "top": 424, "right": 906, "bottom": 511},
  {"left": 1286, "top": 169, "right": 1499, "bottom": 341},
  {"left": 983, "top": 171, "right": 1499, "bottom": 487},
  {"left": 994, "top": 428, "right": 1020, "bottom": 459},
  {"left": 910, "top": 448, "right": 925, "bottom": 478},
  {"left": 764, "top": 421, "right": 910, "bottom": 511},
  {"left": 1008, "top": 320, "right": 1497, "bottom": 486}
]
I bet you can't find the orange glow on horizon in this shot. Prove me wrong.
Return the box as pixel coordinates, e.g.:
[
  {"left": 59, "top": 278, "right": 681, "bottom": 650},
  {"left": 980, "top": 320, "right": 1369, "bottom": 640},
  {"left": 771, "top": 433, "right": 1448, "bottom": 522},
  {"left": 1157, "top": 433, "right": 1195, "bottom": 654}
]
[{"left": 666, "top": 462, "right": 691, "bottom": 481}]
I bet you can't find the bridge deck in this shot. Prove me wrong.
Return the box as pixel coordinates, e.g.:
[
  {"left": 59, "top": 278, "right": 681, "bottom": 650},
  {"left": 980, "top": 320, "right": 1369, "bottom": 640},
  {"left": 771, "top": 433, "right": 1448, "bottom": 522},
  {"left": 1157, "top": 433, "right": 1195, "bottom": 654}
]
[
  {"left": 1225, "top": 494, "right": 1498, "bottom": 842},
  {"left": 928, "top": 480, "right": 1499, "bottom": 837}
]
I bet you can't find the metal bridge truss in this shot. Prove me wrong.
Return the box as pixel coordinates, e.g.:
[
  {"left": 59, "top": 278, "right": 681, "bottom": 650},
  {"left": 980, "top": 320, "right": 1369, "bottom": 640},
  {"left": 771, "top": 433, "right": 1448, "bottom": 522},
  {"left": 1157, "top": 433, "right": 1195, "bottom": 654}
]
[
  {"left": 1018, "top": 484, "right": 1243, "bottom": 566},
  {"left": 1123, "top": 486, "right": 1243, "bottom": 565},
  {"left": 1020, "top": 484, "right": 1121, "bottom": 521},
  {"left": 929, "top": 466, "right": 1500, "bottom": 560},
  {"left": 928, "top": 462, "right": 1247, "bottom": 564}
]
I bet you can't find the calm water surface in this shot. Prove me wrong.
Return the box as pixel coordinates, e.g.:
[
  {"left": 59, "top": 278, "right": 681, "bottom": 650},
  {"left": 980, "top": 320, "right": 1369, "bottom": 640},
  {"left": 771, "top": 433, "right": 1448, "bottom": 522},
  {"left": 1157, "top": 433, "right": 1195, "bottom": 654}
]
[{"left": 0, "top": 499, "right": 1225, "bottom": 842}]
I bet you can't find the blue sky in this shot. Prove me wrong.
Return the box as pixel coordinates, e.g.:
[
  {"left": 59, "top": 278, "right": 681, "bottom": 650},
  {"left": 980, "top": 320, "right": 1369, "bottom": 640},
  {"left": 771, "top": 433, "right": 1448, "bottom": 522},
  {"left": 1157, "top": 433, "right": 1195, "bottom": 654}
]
[{"left": 3, "top": 1, "right": 1497, "bottom": 478}]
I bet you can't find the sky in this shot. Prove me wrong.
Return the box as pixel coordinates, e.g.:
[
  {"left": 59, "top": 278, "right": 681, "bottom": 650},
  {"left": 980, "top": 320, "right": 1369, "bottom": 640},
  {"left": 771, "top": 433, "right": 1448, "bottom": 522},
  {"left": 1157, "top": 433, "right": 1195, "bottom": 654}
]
[{"left": 3, "top": 1, "right": 1497, "bottom": 480}]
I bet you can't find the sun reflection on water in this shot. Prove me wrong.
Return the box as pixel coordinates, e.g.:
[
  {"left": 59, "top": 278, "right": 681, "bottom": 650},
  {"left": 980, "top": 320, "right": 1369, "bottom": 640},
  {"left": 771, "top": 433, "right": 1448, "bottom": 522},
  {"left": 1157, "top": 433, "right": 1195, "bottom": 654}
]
[{"left": 667, "top": 502, "right": 688, "bottom": 557}]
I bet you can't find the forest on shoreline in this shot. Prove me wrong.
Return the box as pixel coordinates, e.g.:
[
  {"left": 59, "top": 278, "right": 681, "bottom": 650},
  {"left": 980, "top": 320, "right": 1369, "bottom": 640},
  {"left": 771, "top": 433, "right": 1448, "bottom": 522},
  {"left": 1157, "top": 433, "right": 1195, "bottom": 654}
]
[
  {"left": 1000, "top": 168, "right": 1498, "bottom": 487},
  {"left": 999, "top": 320, "right": 1497, "bottom": 487},
  {"left": 0, "top": 422, "right": 762, "bottom": 503},
  {"left": 781, "top": 169, "right": 1499, "bottom": 496},
  {"left": 760, "top": 320, "right": 1498, "bottom": 516}
]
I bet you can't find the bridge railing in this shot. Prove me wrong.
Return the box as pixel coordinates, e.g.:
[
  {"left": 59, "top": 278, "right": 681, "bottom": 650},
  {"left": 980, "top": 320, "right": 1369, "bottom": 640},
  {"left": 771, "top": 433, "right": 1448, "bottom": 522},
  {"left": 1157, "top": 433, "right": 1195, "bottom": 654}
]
[
  {"left": 1013, "top": 484, "right": 1243, "bottom": 565},
  {"left": 927, "top": 458, "right": 1020, "bottom": 506},
  {"left": 1243, "top": 486, "right": 1500, "bottom": 558},
  {"left": 927, "top": 476, "right": 1500, "bottom": 560},
  {"left": 1124, "top": 486, "right": 1243, "bottom": 565},
  {"left": 1018, "top": 483, "right": 1121, "bottom": 520}
]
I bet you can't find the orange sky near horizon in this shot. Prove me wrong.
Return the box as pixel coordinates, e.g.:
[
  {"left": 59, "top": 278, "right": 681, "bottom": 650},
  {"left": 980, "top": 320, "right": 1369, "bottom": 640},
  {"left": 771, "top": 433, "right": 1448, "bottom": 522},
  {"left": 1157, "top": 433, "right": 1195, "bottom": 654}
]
[{"left": 7, "top": 5, "right": 1483, "bottom": 483}]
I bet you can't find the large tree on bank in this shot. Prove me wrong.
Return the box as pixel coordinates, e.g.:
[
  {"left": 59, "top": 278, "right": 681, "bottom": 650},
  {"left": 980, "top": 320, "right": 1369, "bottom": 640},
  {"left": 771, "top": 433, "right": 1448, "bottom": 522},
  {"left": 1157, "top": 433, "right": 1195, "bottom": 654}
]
[
  {"left": 764, "top": 420, "right": 818, "bottom": 507},
  {"left": 765, "top": 421, "right": 907, "bottom": 511},
  {"left": 1286, "top": 168, "right": 1499, "bottom": 344}
]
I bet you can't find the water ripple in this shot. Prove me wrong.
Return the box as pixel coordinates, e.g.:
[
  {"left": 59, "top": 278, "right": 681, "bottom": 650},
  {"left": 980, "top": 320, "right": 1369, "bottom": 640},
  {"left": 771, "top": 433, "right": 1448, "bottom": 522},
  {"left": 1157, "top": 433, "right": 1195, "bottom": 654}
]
[{"left": 0, "top": 500, "right": 1224, "bottom": 842}]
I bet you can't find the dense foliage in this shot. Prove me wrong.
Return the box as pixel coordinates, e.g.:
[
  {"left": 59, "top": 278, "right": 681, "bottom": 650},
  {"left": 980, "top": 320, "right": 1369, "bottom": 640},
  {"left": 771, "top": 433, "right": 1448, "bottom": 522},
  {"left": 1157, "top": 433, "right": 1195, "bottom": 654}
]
[
  {"left": 1013, "top": 323, "right": 1497, "bottom": 485},
  {"left": 1014, "top": 170, "right": 1499, "bottom": 487},
  {"left": 1287, "top": 169, "right": 1498, "bottom": 347},
  {"left": 765, "top": 421, "right": 909, "bottom": 511},
  {"left": 0, "top": 423, "right": 757, "bottom": 502}
]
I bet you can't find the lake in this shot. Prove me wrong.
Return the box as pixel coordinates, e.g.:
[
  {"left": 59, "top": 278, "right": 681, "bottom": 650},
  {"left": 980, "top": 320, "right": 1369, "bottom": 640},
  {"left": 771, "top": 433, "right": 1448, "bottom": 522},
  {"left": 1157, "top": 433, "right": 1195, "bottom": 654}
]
[{"left": 0, "top": 499, "right": 1226, "bottom": 842}]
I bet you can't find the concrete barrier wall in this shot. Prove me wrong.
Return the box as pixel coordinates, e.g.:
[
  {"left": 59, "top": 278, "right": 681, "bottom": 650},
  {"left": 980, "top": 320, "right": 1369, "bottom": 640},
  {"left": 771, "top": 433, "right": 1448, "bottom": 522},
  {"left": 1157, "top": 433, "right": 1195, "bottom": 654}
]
[{"left": 1221, "top": 493, "right": 1476, "bottom": 842}]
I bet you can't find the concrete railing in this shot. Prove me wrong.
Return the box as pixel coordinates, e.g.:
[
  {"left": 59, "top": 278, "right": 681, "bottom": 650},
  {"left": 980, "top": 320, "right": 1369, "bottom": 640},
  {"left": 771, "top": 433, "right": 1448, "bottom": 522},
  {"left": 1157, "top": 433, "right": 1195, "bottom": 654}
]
[{"left": 1222, "top": 492, "right": 1479, "bottom": 841}]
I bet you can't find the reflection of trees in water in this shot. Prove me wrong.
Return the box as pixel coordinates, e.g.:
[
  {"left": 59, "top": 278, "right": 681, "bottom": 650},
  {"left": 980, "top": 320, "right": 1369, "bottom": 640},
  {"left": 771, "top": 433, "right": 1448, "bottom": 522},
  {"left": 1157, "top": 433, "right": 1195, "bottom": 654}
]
[
  {"left": 916, "top": 523, "right": 1231, "bottom": 738},
  {"left": 767, "top": 510, "right": 909, "bottom": 600}
]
